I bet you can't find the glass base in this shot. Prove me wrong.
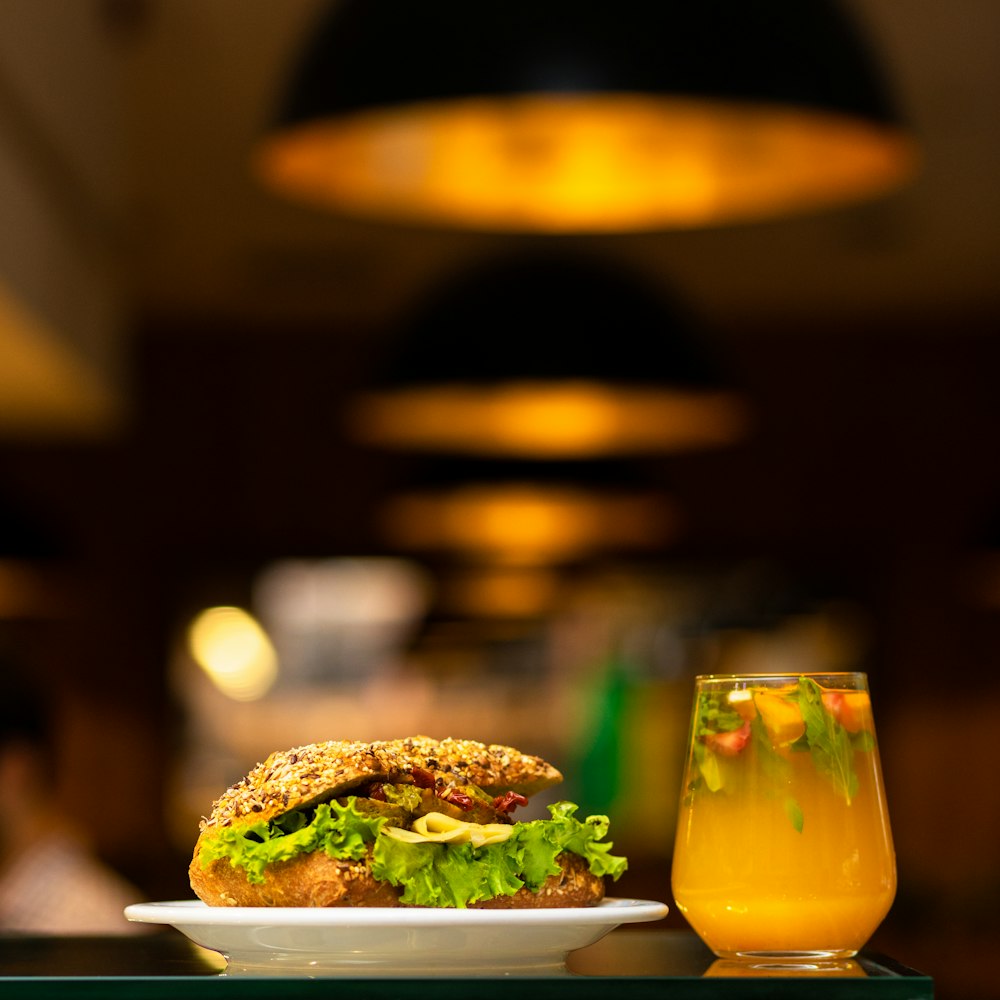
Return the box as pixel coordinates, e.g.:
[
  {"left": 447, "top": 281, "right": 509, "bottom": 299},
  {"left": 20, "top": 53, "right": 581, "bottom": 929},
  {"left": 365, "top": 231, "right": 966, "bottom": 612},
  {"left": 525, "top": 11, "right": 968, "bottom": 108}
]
[{"left": 713, "top": 949, "right": 859, "bottom": 972}]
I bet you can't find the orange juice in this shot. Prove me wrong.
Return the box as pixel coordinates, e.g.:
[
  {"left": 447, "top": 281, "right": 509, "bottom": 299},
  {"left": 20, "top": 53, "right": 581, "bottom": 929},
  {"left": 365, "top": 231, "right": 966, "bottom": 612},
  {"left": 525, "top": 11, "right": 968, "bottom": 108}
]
[{"left": 671, "top": 673, "right": 895, "bottom": 959}]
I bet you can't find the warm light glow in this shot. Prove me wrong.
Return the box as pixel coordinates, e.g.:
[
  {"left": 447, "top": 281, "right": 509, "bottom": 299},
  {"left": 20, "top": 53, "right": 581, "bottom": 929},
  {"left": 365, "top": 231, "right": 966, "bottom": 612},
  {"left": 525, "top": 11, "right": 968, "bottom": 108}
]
[
  {"left": 187, "top": 605, "right": 278, "bottom": 701},
  {"left": 353, "top": 380, "right": 748, "bottom": 457},
  {"left": 256, "top": 94, "right": 917, "bottom": 232},
  {"left": 381, "top": 484, "right": 676, "bottom": 565},
  {"left": 0, "top": 278, "right": 121, "bottom": 436},
  {"left": 253, "top": 558, "right": 430, "bottom": 628},
  {"left": 439, "top": 566, "right": 561, "bottom": 619},
  {"left": 0, "top": 560, "right": 59, "bottom": 618}
]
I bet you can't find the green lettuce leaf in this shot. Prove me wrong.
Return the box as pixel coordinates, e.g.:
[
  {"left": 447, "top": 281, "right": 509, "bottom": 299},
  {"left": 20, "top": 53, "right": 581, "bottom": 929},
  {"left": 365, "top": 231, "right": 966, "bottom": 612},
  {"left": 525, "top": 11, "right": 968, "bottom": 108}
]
[
  {"left": 530, "top": 801, "right": 628, "bottom": 880},
  {"left": 371, "top": 801, "right": 626, "bottom": 908},
  {"left": 198, "top": 799, "right": 386, "bottom": 884},
  {"left": 371, "top": 837, "right": 525, "bottom": 907},
  {"left": 199, "top": 796, "right": 627, "bottom": 906}
]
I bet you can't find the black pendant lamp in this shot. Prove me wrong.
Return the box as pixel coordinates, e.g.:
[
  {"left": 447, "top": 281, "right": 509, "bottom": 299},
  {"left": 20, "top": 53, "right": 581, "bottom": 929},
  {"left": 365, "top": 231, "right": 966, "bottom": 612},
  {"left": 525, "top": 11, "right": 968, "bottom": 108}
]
[
  {"left": 350, "top": 251, "right": 750, "bottom": 458},
  {"left": 255, "top": 0, "right": 917, "bottom": 232}
]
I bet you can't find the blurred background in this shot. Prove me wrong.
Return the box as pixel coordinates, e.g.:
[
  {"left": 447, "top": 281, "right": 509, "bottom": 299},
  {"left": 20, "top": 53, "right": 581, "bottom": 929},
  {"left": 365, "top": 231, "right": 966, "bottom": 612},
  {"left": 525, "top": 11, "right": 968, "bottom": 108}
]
[{"left": 0, "top": 0, "right": 998, "bottom": 995}]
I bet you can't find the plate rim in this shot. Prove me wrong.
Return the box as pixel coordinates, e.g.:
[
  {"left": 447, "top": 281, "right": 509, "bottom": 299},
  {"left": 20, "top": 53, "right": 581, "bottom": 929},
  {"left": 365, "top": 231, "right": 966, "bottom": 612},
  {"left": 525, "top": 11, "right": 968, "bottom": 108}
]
[{"left": 125, "top": 896, "right": 668, "bottom": 928}]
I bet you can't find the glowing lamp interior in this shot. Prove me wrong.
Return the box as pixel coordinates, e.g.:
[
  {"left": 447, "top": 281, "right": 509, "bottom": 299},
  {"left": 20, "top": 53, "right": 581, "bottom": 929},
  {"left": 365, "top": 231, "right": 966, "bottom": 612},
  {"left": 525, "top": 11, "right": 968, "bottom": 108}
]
[
  {"left": 381, "top": 484, "right": 676, "bottom": 565},
  {"left": 256, "top": 94, "right": 916, "bottom": 232},
  {"left": 353, "top": 380, "right": 749, "bottom": 458}
]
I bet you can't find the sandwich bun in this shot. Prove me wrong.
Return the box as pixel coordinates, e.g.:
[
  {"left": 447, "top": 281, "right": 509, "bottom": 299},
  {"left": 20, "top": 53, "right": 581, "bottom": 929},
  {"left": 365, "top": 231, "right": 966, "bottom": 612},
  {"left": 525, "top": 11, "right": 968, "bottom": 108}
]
[{"left": 189, "top": 736, "right": 618, "bottom": 909}]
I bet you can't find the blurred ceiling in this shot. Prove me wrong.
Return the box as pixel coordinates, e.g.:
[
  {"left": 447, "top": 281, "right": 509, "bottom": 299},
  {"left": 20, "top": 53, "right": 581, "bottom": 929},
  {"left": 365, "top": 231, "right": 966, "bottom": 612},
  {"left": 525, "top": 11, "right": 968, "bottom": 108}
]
[
  {"left": 117, "top": 0, "right": 999, "bottom": 327},
  {"left": 0, "top": 0, "right": 999, "bottom": 435}
]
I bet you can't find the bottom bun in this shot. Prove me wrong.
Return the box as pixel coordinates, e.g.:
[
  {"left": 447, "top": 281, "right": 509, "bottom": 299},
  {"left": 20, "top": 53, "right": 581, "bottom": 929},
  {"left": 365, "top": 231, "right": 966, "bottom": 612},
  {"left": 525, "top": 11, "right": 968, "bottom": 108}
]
[
  {"left": 470, "top": 853, "right": 605, "bottom": 908},
  {"left": 190, "top": 849, "right": 605, "bottom": 909}
]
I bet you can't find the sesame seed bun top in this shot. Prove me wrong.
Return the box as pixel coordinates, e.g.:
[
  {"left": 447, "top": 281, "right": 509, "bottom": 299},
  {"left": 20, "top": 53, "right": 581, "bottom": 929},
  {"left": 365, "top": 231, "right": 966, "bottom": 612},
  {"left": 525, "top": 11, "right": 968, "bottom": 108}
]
[{"left": 199, "top": 736, "right": 563, "bottom": 831}]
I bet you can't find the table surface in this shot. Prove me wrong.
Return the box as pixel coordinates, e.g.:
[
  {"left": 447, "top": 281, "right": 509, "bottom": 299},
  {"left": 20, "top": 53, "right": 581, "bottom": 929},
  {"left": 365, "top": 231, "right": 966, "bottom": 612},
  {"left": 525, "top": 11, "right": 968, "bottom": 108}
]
[{"left": 0, "top": 928, "right": 933, "bottom": 998}]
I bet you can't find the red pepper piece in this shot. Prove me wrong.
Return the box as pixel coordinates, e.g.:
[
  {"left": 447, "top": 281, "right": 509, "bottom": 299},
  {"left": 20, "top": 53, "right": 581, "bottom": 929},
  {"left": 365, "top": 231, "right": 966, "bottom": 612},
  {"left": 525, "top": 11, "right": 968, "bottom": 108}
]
[
  {"left": 442, "top": 790, "right": 475, "bottom": 811},
  {"left": 411, "top": 766, "right": 436, "bottom": 788},
  {"left": 492, "top": 791, "right": 529, "bottom": 814}
]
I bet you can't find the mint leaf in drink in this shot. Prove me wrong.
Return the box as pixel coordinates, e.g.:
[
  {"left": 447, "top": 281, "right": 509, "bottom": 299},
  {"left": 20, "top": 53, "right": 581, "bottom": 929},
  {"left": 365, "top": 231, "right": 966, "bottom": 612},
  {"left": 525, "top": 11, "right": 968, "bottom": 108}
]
[
  {"left": 785, "top": 796, "right": 804, "bottom": 833},
  {"left": 796, "top": 677, "right": 859, "bottom": 803},
  {"left": 851, "top": 729, "right": 876, "bottom": 753},
  {"left": 697, "top": 745, "right": 723, "bottom": 791},
  {"left": 750, "top": 713, "right": 791, "bottom": 782},
  {"left": 690, "top": 691, "right": 751, "bottom": 794},
  {"left": 750, "top": 714, "right": 804, "bottom": 831},
  {"left": 695, "top": 692, "right": 745, "bottom": 737}
]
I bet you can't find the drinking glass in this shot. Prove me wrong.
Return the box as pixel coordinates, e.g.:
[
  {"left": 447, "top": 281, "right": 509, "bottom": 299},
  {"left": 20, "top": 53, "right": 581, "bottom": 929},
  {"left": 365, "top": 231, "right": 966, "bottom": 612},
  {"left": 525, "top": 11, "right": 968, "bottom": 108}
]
[{"left": 671, "top": 672, "right": 896, "bottom": 961}]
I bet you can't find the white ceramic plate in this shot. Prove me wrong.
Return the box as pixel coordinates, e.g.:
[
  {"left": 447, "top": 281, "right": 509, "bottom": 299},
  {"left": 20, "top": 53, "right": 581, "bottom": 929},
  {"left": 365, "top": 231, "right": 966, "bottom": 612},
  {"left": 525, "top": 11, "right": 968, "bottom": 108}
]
[{"left": 125, "top": 898, "right": 668, "bottom": 976}]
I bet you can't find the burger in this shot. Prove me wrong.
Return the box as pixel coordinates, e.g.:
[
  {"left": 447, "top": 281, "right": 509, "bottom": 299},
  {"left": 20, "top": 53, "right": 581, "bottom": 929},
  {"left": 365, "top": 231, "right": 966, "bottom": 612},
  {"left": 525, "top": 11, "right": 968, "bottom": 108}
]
[{"left": 189, "top": 736, "right": 627, "bottom": 908}]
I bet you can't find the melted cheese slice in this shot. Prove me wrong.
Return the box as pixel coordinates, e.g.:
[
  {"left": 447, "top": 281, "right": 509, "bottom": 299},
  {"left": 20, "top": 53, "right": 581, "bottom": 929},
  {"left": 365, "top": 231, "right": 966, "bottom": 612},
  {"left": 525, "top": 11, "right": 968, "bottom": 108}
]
[{"left": 383, "top": 811, "right": 513, "bottom": 847}]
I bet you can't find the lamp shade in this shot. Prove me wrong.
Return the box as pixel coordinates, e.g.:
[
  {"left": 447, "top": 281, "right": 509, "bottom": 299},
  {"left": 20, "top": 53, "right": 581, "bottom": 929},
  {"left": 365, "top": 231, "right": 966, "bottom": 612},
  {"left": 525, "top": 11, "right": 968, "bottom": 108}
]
[
  {"left": 350, "top": 252, "right": 750, "bottom": 457},
  {"left": 255, "top": 0, "right": 917, "bottom": 232}
]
